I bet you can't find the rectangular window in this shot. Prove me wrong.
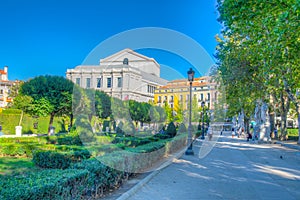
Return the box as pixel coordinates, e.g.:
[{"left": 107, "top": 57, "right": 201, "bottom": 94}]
[
  {"left": 117, "top": 77, "right": 122, "bottom": 87},
  {"left": 76, "top": 78, "right": 80, "bottom": 85},
  {"left": 158, "top": 96, "right": 161, "bottom": 103},
  {"left": 200, "top": 93, "right": 203, "bottom": 100},
  {"left": 179, "top": 95, "right": 183, "bottom": 101},
  {"left": 97, "top": 78, "right": 101, "bottom": 88},
  {"left": 107, "top": 77, "right": 112, "bottom": 88},
  {"left": 207, "top": 93, "right": 210, "bottom": 100},
  {"left": 170, "top": 95, "right": 174, "bottom": 102},
  {"left": 86, "top": 78, "right": 91, "bottom": 88}
]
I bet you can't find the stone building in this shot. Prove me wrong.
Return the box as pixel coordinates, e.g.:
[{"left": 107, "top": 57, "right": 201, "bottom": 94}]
[
  {"left": 0, "top": 66, "right": 16, "bottom": 107},
  {"left": 66, "top": 49, "right": 168, "bottom": 102}
]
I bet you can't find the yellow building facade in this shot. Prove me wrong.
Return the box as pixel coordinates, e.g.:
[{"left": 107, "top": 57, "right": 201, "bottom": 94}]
[{"left": 154, "top": 76, "right": 217, "bottom": 112}]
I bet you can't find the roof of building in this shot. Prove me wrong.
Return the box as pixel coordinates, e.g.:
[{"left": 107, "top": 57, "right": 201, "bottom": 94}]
[
  {"left": 100, "top": 48, "right": 160, "bottom": 67},
  {"left": 71, "top": 64, "right": 140, "bottom": 72},
  {"left": 158, "top": 81, "right": 208, "bottom": 89},
  {"left": 142, "top": 72, "right": 168, "bottom": 85}
]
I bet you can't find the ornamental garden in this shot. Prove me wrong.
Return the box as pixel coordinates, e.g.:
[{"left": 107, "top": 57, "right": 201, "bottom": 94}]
[{"left": 0, "top": 75, "right": 191, "bottom": 199}]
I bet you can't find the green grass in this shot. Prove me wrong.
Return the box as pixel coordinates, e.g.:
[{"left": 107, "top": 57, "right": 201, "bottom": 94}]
[
  {"left": 0, "top": 157, "right": 35, "bottom": 176},
  {"left": 288, "top": 128, "right": 299, "bottom": 136}
]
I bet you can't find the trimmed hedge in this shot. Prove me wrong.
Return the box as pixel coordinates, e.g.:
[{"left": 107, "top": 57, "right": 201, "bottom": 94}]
[
  {"left": 1, "top": 109, "right": 22, "bottom": 114},
  {"left": 0, "top": 143, "right": 37, "bottom": 157},
  {"left": 32, "top": 150, "right": 91, "bottom": 169},
  {"left": 0, "top": 114, "right": 20, "bottom": 134},
  {"left": 57, "top": 135, "right": 83, "bottom": 146},
  {"left": 0, "top": 159, "right": 131, "bottom": 199},
  {"left": 71, "top": 158, "right": 128, "bottom": 197},
  {"left": 0, "top": 136, "right": 48, "bottom": 144},
  {"left": 99, "top": 134, "right": 187, "bottom": 173},
  {"left": 0, "top": 169, "right": 89, "bottom": 200},
  {"left": 112, "top": 136, "right": 155, "bottom": 147},
  {"left": 0, "top": 113, "right": 69, "bottom": 135}
]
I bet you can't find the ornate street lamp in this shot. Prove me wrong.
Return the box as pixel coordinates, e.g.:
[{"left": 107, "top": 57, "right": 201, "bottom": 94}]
[
  {"left": 185, "top": 68, "right": 195, "bottom": 155},
  {"left": 201, "top": 101, "right": 205, "bottom": 140}
]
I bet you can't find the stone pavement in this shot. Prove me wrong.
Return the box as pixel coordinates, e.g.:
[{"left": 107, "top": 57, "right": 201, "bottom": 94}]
[{"left": 117, "top": 132, "right": 300, "bottom": 200}]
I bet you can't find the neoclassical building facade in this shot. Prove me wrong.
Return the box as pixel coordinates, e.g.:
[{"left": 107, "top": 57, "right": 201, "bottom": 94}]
[{"left": 66, "top": 49, "right": 168, "bottom": 102}]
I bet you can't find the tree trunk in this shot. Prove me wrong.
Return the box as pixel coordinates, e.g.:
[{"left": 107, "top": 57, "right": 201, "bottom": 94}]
[
  {"left": 48, "top": 112, "right": 55, "bottom": 136},
  {"left": 280, "top": 111, "right": 288, "bottom": 140},
  {"left": 279, "top": 92, "right": 290, "bottom": 140},
  {"left": 70, "top": 113, "right": 73, "bottom": 127},
  {"left": 244, "top": 115, "right": 250, "bottom": 134}
]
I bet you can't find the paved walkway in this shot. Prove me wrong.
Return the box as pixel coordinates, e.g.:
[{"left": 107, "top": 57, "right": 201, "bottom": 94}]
[{"left": 119, "top": 133, "right": 300, "bottom": 200}]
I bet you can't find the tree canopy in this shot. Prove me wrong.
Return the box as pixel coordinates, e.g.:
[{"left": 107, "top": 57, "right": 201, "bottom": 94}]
[
  {"left": 216, "top": 0, "right": 300, "bottom": 138},
  {"left": 20, "top": 75, "right": 74, "bottom": 134}
]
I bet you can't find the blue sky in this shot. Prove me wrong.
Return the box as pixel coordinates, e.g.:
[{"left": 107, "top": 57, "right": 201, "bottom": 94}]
[{"left": 0, "top": 0, "right": 221, "bottom": 81}]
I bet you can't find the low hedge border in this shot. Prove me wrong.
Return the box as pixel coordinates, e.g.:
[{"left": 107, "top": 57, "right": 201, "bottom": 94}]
[
  {"left": 99, "top": 134, "right": 187, "bottom": 173},
  {"left": 32, "top": 150, "right": 91, "bottom": 169},
  {"left": 0, "top": 160, "right": 131, "bottom": 199},
  {"left": 0, "top": 169, "right": 89, "bottom": 200}
]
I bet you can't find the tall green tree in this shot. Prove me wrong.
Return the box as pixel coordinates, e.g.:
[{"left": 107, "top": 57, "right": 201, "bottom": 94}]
[
  {"left": 216, "top": 0, "right": 300, "bottom": 139},
  {"left": 20, "top": 75, "right": 74, "bottom": 135},
  {"left": 95, "top": 90, "right": 111, "bottom": 119}
]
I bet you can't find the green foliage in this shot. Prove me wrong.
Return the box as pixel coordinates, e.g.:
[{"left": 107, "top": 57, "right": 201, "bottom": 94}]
[
  {"left": 0, "top": 114, "right": 20, "bottom": 134},
  {"left": 126, "top": 140, "right": 166, "bottom": 153},
  {"left": 20, "top": 75, "right": 74, "bottom": 132},
  {"left": 154, "top": 133, "right": 170, "bottom": 139},
  {"left": 32, "top": 150, "right": 91, "bottom": 169},
  {"left": 287, "top": 128, "right": 299, "bottom": 136},
  {"left": 100, "top": 134, "right": 187, "bottom": 173},
  {"left": 0, "top": 143, "right": 36, "bottom": 157},
  {"left": 32, "top": 151, "right": 71, "bottom": 169},
  {"left": 177, "top": 123, "right": 187, "bottom": 134},
  {"left": 32, "top": 98, "right": 54, "bottom": 117},
  {"left": 57, "top": 132, "right": 83, "bottom": 146},
  {"left": 102, "top": 120, "right": 110, "bottom": 132},
  {"left": 0, "top": 169, "right": 89, "bottom": 200},
  {"left": 11, "top": 95, "right": 34, "bottom": 113},
  {"left": 166, "top": 122, "right": 177, "bottom": 137},
  {"left": 0, "top": 132, "right": 188, "bottom": 199},
  {"left": 216, "top": 0, "right": 300, "bottom": 137},
  {"left": 115, "top": 124, "right": 125, "bottom": 136},
  {"left": 71, "top": 158, "right": 127, "bottom": 197},
  {"left": 0, "top": 136, "right": 48, "bottom": 144},
  {"left": 0, "top": 113, "right": 68, "bottom": 135},
  {"left": 1, "top": 109, "right": 22, "bottom": 114},
  {"left": 74, "top": 114, "right": 95, "bottom": 143},
  {"left": 163, "top": 101, "right": 173, "bottom": 122},
  {"left": 95, "top": 90, "right": 112, "bottom": 119},
  {"left": 0, "top": 157, "right": 34, "bottom": 175},
  {"left": 112, "top": 136, "right": 154, "bottom": 147},
  {"left": 129, "top": 100, "right": 151, "bottom": 125}
]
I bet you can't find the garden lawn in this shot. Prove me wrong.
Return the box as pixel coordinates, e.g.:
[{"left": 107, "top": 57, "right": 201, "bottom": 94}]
[{"left": 0, "top": 157, "right": 35, "bottom": 175}]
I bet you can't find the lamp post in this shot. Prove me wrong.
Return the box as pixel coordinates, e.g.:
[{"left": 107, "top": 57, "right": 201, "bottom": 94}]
[
  {"left": 201, "top": 101, "right": 205, "bottom": 140},
  {"left": 185, "top": 68, "right": 195, "bottom": 155}
]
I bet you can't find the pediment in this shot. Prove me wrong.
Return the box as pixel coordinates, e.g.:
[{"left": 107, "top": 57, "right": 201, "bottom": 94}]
[{"left": 100, "top": 48, "right": 158, "bottom": 65}]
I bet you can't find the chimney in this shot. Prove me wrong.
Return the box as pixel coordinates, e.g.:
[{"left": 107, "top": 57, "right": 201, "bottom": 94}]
[{"left": 4, "top": 66, "right": 8, "bottom": 73}]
